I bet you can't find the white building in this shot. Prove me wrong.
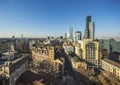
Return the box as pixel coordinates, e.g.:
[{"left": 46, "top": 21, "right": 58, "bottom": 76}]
[
  {"left": 63, "top": 45, "right": 74, "bottom": 54},
  {"left": 101, "top": 58, "right": 120, "bottom": 80},
  {"left": 75, "top": 41, "right": 83, "bottom": 58},
  {"left": 0, "top": 52, "right": 28, "bottom": 85}
]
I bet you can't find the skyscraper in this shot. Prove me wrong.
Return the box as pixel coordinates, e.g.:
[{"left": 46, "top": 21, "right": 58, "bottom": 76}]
[
  {"left": 74, "top": 31, "right": 82, "bottom": 42},
  {"left": 86, "top": 16, "right": 91, "bottom": 29},
  {"left": 84, "top": 15, "right": 95, "bottom": 40},
  {"left": 65, "top": 33, "right": 67, "bottom": 39},
  {"left": 89, "top": 22, "right": 95, "bottom": 40},
  {"left": 69, "top": 26, "right": 73, "bottom": 40}
]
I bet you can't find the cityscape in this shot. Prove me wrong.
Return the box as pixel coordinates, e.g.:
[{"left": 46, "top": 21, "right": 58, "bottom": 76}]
[{"left": 0, "top": 0, "right": 120, "bottom": 85}]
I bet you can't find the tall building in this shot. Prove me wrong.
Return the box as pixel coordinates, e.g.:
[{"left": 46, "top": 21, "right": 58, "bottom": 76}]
[
  {"left": 74, "top": 31, "right": 82, "bottom": 42},
  {"left": 83, "top": 39, "right": 100, "bottom": 67},
  {"left": 89, "top": 22, "right": 95, "bottom": 40},
  {"left": 21, "top": 34, "right": 23, "bottom": 38},
  {"left": 69, "top": 26, "right": 73, "bottom": 40},
  {"left": 84, "top": 15, "right": 95, "bottom": 40},
  {"left": 65, "top": 33, "right": 67, "bottom": 39},
  {"left": 67, "top": 32, "right": 69, "bottom": 39},
  {"left": 75, "top": 39, "right": 101, "bottom": 68}
]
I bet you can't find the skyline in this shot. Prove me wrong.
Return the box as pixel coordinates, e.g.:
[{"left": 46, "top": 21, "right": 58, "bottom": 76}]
[{"left": 0, "top": 0, "right": 120, "bottom": 38}]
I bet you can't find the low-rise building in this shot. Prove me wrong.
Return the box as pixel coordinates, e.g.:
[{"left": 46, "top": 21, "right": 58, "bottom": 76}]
[
  {"left": 32, "top": 46, "right": 55, "bottom": 60},
  {"left": 0, "top": 52, "right": 28, "bottom": 85},
  {"left": 32, "top": 45, "right": 65, "bottom": 75},
  {"left": 101, "top": 58, "right": 120, "bottom": 80}
]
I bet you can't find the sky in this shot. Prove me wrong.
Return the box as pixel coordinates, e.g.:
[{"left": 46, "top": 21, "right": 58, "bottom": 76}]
[{"left": 0, "top": 0, "right": 120, "bottom": 38}]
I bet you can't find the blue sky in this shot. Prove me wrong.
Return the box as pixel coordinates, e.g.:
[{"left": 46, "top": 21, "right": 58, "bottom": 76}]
[{"left": 0, "top": 0, "right": 120, "bottom": 38}]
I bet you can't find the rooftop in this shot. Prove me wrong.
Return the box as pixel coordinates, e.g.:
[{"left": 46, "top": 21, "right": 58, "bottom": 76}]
[{"left": 102, "top": 58, "right": 120, "bottom": 68}]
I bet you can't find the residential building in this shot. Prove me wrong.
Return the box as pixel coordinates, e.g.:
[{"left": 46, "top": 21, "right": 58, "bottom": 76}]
[
  {"left": 75, "top": 43, "right": 83, "bottom": 59},
  {"left": 63, "top": 42, "right": 74, "bottom": 54},
  {"left": 32, "top": 45, "right": 64, "bottom": 75},
  {"left": 0, "top": 41, "right": 14, "bottom": 52},
  {"left": 32, "top": 46, "right": 55, "bottom": 60},
  {"left": 101, "top": 58, "right": 120, "bottom": 80},
  {"left": 0, "top": 51, "right": 28, "bottom": 85},
  {"left": 83, "top": 39, "right": 100, "bottom": 67}
]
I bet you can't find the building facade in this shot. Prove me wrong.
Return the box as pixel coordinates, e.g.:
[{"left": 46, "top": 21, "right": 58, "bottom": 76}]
[
  {"left": 89, "top": 22, "right": 95, "bottom": 40},
  {"left": 75, "top": 43, "right": 83, "bottom": 59},
  {"left": 74, "top": 31, "right": 82, "bottom": 42},
  {"left": 84, "top": 15, "right": 95, "bottom": 40},
  {"left": 69, "top": 26, "right": 73, "bottom": 40},
  {"left": 32, "top": 45, "right": 65, "bottom": 75},
  {"left": 0, "top": 53, "right": 28, "bottom": 85},
  {"left": 65, "top": 33, "right": 67, "bottom": 39},
  {"left": 101, "top": 58, "right": 120, "bottom": 80},
  {"left": 83, "top": 39, "right": 100, "bottom": 67},
  {"left": 32, "top": 46, "right": 55, "bottom": 61},
  {"left": 75, "top": 39, "right": 100, "bottom": 68}
]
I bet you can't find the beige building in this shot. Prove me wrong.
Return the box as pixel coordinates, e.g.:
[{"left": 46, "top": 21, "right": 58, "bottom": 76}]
[
  {"left": 75, "top": 43, "right": 83, "bottom": 59},
  {"left": 102, "top": 58, "right": 120, "bottom": 80},
  {"left": 0, "top": 53, "right": 28, "bottom": 85},
  {"left": 32, "top": 46, "right": 65, "bottom": 74},
  {"left": 75, "top": 39, "right": 100, "bottom": 68},
  {"left": 32, "top": 46, "right": 55, "bottom": 61},
  {"left": 83, "top": 39, "right": 100, "bottom": 67}
]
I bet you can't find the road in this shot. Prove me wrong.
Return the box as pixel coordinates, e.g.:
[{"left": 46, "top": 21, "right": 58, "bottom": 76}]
[{"left": 61, "top": 49, "right": 84, "bottom": 85}]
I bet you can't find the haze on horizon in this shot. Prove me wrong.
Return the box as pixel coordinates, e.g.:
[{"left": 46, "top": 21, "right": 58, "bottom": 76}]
[{"left": 0, "top": 0, "right": 120, "bottom": 38}]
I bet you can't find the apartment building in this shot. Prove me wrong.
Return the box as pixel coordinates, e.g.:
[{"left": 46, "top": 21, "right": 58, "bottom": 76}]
[
  {"left": 0, "top": 52, "right": 28, "bottom": 85},
  {"left": 101, "top": 58, "right": 120, "bottom": 80}
]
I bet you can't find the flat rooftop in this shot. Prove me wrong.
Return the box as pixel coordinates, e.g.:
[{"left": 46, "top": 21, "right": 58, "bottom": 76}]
[{"left": 102, "top": 58, "right": 120, "bottom": 68}]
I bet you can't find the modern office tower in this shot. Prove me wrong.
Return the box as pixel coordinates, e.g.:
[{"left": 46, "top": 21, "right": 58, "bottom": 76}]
[
  {"left": 83, "top": 39, "right": 100, "bottom": 67},
  {"left": 75, "top": 31, "right": 82, "bottom": 42},
  {"left": 84, "top": 16, "right": 91, "bottom": 39},
  {"left": 65, "top": 33, "right": 67, "bottom": 39},
  {"left": 84, "top": 15, "right": 95, "bottom": 40},
  {"left": 84, "top": 28, "right": 89, "bottom": 39},
  {"left": 67, "top": 32, "right": 69, "bottom": 39},
  {"left": 89, "top": 22, "right": 95, "bottom": 40},
  {"left": 21, "top": 34, "right": 23, "bottom": 38},
  {"left": 69, "top": 26, "right": 73, "bottom": 40}
]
